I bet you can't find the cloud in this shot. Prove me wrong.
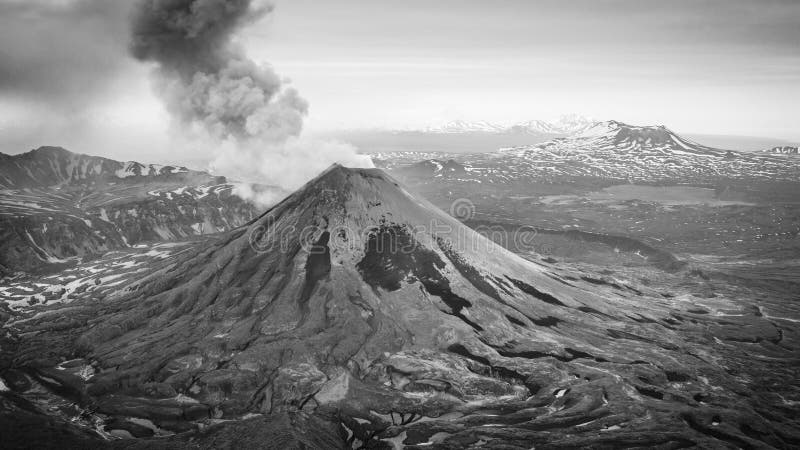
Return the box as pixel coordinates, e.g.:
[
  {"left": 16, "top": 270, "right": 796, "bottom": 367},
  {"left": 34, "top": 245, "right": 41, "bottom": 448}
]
[
  {"left": 129, "top": 0, "right": 307, "bottom": 143},
  {"left": 128, "top": 0, "right": 372, "bottom": 190},
  {"left": 210, "top": 135, "right": 373, "bottom": 189},
  {"left": 0, "top": 0, "right": 133, "bottom": 108}
]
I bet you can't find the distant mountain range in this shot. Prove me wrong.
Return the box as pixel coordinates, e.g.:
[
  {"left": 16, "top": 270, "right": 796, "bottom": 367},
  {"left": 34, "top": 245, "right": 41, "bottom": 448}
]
[
  {"left": 3, "top": 124, "right": 796, "bottom": 275},
  {"left": 333, "top": 115, "right": 797, "bottom": 154},
  {"left": 376, "top": 120, "right": 800, "bottom": 184},
  {"left": 422, "top": 119, "right": 508, "bottom": 134},
  {"left": 0, "top": 146, "right": 206, "bottom": 189},
  {"left": 328, "top": 115, "right": 598, "bottom": 154},
  {"left": 0, "top": 146, "right": 271, "bottom": 274},
  {"left": 423, "top": 114, "right": 596, "bottom": 136}
]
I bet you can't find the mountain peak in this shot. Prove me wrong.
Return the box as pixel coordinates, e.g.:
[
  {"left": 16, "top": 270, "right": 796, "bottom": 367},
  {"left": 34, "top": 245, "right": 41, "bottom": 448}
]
[
  {"left": 420, "top": 115, "right": 596, "bottom": 135},
  {"left": 0, "top": 146, "right": 206, "bottom": 189},
  {"left": 423, "top": 120, "right": 506, "bottom": 134},
  {"left": 265, "top": 164, "right": 456, "bottom": 240},
  {"left": 295, "top": 163, "right": 395, "bottom": 195},
  {"left": 572, "top": 120, "right": 622, "bottom": 137},
  {"left": 513, "top": 114, "right": 596, "bottom": 135},
  {"left": 568, "top": 120, "right": 720, "bottom": 155},
  {"left": 30, "top": 145, "right": 73, "bottom": 156}
]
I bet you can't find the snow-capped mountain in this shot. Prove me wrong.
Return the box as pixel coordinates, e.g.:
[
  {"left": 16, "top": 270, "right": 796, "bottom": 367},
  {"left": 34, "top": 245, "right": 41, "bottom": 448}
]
[
  {"left": 510, "top": 114, "right": 596, "bottom": 135},
  {"left": 423, "top": 119, "right": 508, "bottom": 134},
  {"left": 378, "top": 121, "right": 800, "bottom": 184},
  {"left": 567, "top": 120, "right": 722, "bottom": 155},
  {"left": 7, "top": 164, "right": 779, "bottom": 447},
  {"left": 0, "top": 147, "right": 270, "bottom": 274},
  {"left": 0, "top": 146, "right": 204, "bottom": 189},
  {"left": 421, "top": 115, "right": 596, "bottom": 136}
]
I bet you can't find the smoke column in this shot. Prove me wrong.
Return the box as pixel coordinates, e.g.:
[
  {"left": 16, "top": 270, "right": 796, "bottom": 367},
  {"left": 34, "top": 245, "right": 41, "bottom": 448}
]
[{"left": 129, "top": 0, "right": 372, "bottom": 200}]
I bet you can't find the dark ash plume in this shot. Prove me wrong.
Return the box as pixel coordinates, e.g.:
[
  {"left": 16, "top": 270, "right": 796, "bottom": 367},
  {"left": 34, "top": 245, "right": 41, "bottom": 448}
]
[{"left": 129, "top": 0, "right": 307, "bottom": 143}]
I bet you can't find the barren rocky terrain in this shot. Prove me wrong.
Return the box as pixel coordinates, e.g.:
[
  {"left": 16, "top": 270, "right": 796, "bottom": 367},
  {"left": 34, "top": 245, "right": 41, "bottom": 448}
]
[{"left": 2, "top": 165, "right": 798, "bottom": 448}]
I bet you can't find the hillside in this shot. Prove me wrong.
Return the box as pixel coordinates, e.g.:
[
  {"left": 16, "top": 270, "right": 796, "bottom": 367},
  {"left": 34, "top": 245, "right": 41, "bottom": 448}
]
[{"left": 0, "top": 147, "right": 275, "bottom": 274}]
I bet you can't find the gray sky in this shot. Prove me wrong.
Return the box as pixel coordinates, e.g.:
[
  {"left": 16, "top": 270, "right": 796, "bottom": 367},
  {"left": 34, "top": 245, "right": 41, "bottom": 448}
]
[{"left": 0, "top": 0, "right": 798, "bottom": 161}]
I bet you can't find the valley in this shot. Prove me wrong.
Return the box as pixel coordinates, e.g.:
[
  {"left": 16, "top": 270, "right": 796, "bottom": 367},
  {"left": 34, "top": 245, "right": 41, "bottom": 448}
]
[{"left": 1, "top": 123, "right": 799, "bottom": 449}]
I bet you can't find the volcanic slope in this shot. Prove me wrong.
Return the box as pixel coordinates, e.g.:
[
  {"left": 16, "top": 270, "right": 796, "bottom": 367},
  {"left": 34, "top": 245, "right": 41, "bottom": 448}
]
[{"left": 5, "top": 165, "right": 798, "bottom": 448}]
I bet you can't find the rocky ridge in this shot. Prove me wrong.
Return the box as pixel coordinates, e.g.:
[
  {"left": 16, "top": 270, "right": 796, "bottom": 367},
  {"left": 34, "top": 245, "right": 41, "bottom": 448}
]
[
  {"left": 0, "top": 146, "right": 204, "bottom": 189},
  {"left": 0, "top": 147, "right": 270, "bottom": 274}
]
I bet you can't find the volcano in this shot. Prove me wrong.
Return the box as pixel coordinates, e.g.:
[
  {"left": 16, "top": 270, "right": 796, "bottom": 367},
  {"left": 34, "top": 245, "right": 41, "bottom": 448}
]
[
  {"left": 4, "top": 165, "right": 796, "bottom": 448},
  {"left": 572, "top": 120, "right": 723, "bottom": 156}
]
